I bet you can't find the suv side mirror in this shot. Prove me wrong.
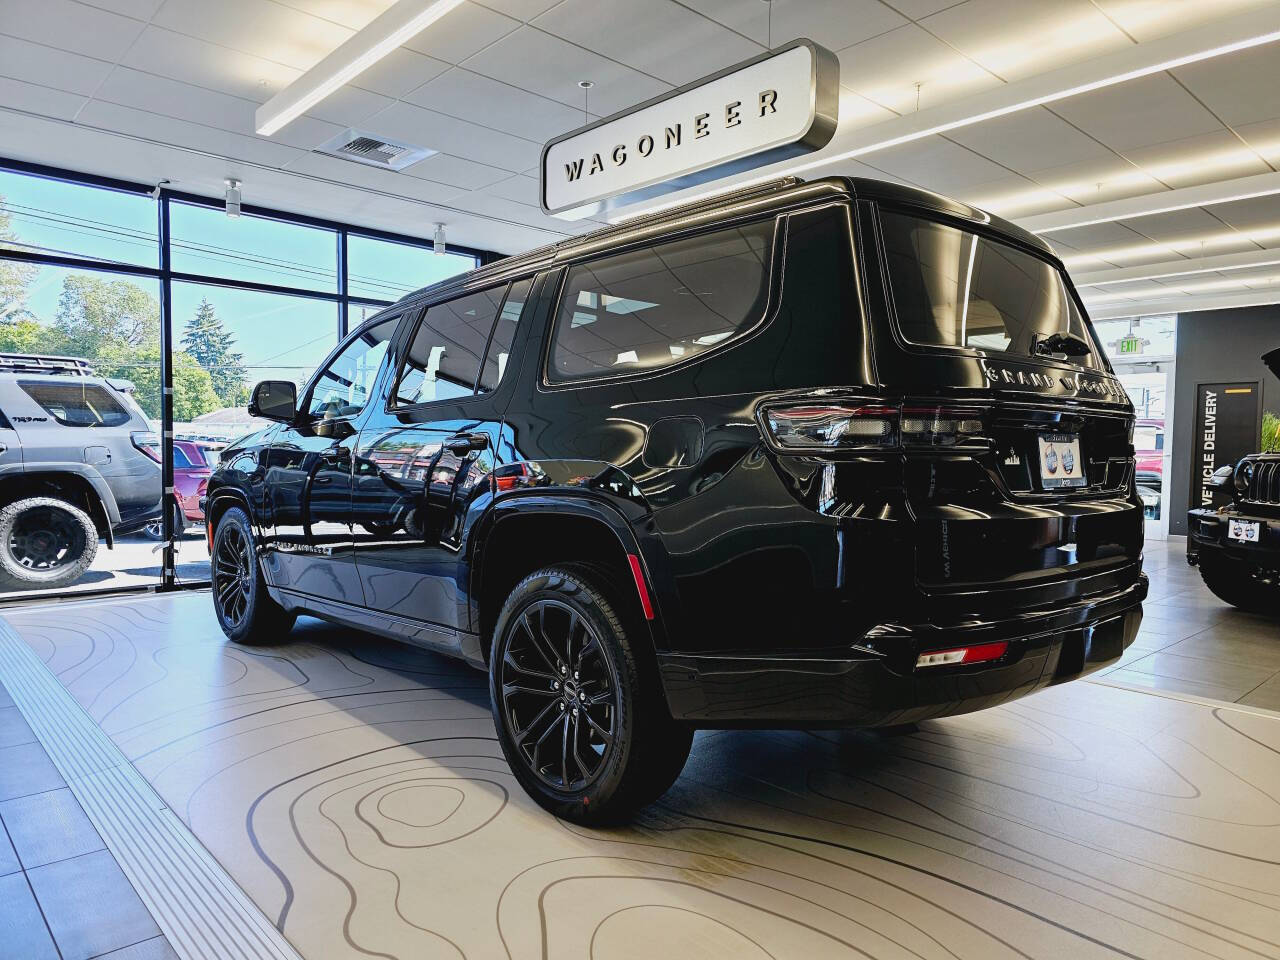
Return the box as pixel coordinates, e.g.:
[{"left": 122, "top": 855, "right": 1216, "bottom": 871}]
[{"left": 248, "top": 380, "right": 297, "bottom": 423}]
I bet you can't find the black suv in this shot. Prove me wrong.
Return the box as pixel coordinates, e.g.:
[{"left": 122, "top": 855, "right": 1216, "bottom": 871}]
[
  {"left": 206, "top": 177, "right": 1147, "bottom": 821},
  {"left": 1186, "top": 348, "right": 1280, "bottom": 613}
]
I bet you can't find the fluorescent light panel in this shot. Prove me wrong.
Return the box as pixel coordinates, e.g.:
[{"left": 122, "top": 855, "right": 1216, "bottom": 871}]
[
  {"left": 256, "top": 0, "right": 466, "bottom": 136},
  {"left": 609, "top": 8, "right": 1280, "bottom": 223}
]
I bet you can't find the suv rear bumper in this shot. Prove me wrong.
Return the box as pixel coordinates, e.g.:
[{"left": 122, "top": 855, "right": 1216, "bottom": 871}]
[
  {"left": 1187, "top": 508, "right": 1280, "bottom": 567},
  {"left": 656, "top": 574, "right": 1145, "bottom": 727}
]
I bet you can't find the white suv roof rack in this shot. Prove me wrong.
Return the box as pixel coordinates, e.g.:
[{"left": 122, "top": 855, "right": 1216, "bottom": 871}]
[{"left": 0, "top": 353, "right": 97, "bottom": 376}]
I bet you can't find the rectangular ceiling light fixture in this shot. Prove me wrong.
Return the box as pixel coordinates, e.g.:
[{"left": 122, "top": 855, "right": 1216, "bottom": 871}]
[{"left": 256, "top": 0, "right": 466, "bottom": 136}]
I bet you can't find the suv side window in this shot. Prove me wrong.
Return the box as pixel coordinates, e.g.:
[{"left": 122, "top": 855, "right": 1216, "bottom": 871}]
[
  {"left": 19, "top": 381, "right": 132, "bottom": 427},
  {"left": 393, "top": 286, "right": 507, "bottom": 406},
  {"left": 306, "top": 316, "right": 397, "bottom": 419},
  {"left": 478, "top": 277, "right": 533, "bottom": 393},
  {"left": 547, "top": 220, "right": 775, "bottom": 383}
]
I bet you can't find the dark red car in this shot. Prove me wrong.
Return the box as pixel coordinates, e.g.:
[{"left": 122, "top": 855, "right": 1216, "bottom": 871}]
[{"left": 140, "top": 440, "right": 220, "bottom": 539}]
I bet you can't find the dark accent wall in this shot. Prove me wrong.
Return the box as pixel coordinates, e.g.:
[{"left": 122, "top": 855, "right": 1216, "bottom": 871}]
[{"left": 1169, "top": 305, "right": 1280, "bottom": 535}]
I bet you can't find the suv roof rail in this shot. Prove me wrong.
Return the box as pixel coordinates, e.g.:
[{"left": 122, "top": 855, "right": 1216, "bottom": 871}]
[{"left": 0, "top": 353, "right": 97, "bottom": 376}]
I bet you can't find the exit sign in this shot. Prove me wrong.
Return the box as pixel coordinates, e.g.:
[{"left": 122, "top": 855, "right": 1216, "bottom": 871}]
[{"left": 1117, "top": 335, "right": 1145, "bottom": 356}]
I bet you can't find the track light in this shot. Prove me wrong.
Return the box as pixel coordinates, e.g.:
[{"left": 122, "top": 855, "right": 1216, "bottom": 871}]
[
  {"left": 224, "top": 178, "right": 242, "bottom": 218},
  {"left": 433, "top": 222, "right": 446, "bottom": 256}
]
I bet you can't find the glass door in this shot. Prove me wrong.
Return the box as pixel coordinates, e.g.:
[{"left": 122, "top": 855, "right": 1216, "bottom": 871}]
[{"left": 1115, "top": 364, "right": 1174, "bottom": 540}]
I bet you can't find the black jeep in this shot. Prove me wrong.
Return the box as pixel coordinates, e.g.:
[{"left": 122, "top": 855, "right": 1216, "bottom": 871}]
[
  {"left": 1187, "top": 347, "right": 1280, "bottom": 614},
  {"left": 206, "top": 176, "right": 1147, "bottom": 822}
]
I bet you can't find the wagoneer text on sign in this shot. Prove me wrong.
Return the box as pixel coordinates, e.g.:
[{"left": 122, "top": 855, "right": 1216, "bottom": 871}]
[{"left": 541, "top": 39, "right": 839, "bottom": 219}]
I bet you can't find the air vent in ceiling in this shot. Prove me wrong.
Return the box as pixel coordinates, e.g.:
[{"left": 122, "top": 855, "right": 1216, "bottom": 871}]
[{"left": 315, "top": 129, "right": 436, "bottom": 171}]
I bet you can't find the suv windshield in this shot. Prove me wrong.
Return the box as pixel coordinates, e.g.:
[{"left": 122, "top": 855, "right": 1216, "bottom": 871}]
[
  {"left": 881, "top": 209, "right": 1100, "bottom": 369},
  {"left": 19, "top": 380, "right": 132, "bottom": 427}
]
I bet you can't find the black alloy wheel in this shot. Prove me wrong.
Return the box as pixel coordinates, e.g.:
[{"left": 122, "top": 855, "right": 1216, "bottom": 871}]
[
  {"left": 489, "top": 565, "right": 694, "bottom": 823},
  {"left": 210, "top": 506, "right": 295, "bottom": 644},
  {"left": 499, "top": 598, "right": 619, "bottom": 792},
  {"left": 11, "top": 506, "right": 84, "bottom": 574},
  {"left": 213, "top": 521, "right": 252, "bottom": 628}
]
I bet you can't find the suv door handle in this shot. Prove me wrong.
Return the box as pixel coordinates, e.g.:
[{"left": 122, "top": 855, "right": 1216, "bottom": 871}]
[{"left": 446, "top": 433, "right": 489, "bottom": 456}]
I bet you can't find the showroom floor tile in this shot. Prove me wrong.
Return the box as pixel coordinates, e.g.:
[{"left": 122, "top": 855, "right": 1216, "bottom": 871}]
[
  {"left": 0, "top": 681, "right": 179, "bottom": 960},
  {"left": 0, "top": 544, "right": 1275, "bottom": 960}
]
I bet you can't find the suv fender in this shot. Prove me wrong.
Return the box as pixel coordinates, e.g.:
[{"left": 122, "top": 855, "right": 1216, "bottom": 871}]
[
  {"left": 469, "top": 490, "right": 675, "bottom": 666},
  {"left": 0, "top": 462, "right": 120, "bottom": 547}
]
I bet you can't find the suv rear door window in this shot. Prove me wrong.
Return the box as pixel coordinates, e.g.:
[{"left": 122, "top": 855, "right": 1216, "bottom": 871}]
[
  {"left": 880, "top": 210, "right": 1100, "bottom": 369},
  {"left": 394, "top": 287, "right": 504, "bottom": 405},
  {"left": 19, "top": 381, "right": 132, "bottom": 427},
  {"left": 548, "top": 220, "right": 774, "bottom": 383},
  {"left": 478, "top": 278, "right": 533, "bottom": 393}
]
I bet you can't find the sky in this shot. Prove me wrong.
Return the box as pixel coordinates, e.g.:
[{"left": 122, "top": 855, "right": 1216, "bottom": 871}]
[{"left": 0, "top": 168, "right": 475, "bottom": 387}]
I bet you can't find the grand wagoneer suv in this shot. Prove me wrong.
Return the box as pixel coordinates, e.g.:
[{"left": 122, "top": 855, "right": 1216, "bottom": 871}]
[
  {"left": 206, "top": 177, "right": 1148, "bottom": 821},
  {"left": 1186, "top": 347, "right": 1280, "bottom": 614}
]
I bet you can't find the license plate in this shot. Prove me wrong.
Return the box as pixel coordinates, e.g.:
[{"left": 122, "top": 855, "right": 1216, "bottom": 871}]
[
  {"left": 1228, "top": 518, "right": 1261, "bottom": 543},
  {"left": 1037, "top": 433, "right": 1086, "bottom": 488}
]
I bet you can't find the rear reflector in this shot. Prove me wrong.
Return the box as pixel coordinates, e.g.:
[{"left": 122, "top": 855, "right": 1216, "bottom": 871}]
[
  {"left": 916, "top": 641, "right": 1008, "bottom": 668},
  {"left": 626, "top": 553, "right": 655, "bottom": 621}
]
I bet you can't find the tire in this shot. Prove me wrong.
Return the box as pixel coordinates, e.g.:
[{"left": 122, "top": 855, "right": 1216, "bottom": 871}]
[
  {"left": 211, "top": 506, "right": 296, "bottom": 644},
  {"left": 489, "top": 563, "right": 693, "bottom": 824},
  {"left": 1199, "top": 552, "right": 1280, "bottom": 616},
  {"left": 142, "top": 504, "right": 184, "bottom": 542},
  {"left": 0, "top": 496, "right": 98, "bottom": 590}
]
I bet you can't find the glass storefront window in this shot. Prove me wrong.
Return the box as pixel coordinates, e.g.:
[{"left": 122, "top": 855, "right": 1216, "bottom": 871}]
[
  {"left": 0, "top": 262, "right": 164, "bottom": 596},
  {"left": 0, "top": 169, "right": 157, "bottom": 268},
  {"left": 170, "top": 202, "right": 338, "bottom": 293},
  {"left": 347, "top": 233, "right": 476, "bottom": 301}
]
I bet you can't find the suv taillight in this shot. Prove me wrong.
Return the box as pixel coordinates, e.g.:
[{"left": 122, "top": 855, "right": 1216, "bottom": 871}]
[
  {"left": 131, "top": 431, "right": 161, "bottom": 463},
  {"left": 762, "top": 403, "right": 984, "bottom": 451}
]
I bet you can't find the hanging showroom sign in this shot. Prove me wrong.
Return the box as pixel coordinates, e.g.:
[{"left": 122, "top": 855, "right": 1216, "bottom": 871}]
[{"left": 541, "top": 39, "right": 840, "bottom": 220}]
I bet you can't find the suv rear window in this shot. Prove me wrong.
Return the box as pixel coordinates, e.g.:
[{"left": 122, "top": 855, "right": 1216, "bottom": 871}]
[
  {"left": 548, "top": 220, "right": 774, "bottom": 383},
  {"left": 19, "top": 381, "right": 132, "bottom": 427},
  {"left": 881, "top": 210, "right": 1100, "bottom": 369}
]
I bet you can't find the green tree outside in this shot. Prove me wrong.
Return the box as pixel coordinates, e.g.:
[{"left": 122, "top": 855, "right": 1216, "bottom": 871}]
[
  {"left": 0, "top": 198, "right": 37, "bottom": 324},
  {"left": 181, "top": 297, "right": 248, "bottom": 407}
]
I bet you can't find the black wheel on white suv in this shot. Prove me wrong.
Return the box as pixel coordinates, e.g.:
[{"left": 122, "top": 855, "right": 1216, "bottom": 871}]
[
  {"left": 211, "top": 506, "right": 295, "bottom": 644},
  {"left": 0, "top": 496, "right": 98, "bottom": 590},
  {"left": 489, "top": 564, "right": 693, "bottom": 824}
]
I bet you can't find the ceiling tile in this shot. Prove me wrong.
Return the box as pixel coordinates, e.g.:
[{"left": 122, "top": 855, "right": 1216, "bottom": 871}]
[
  {"left": 352, "top": 46, "right": 450, "bottom": 99},
  {"left": 1087, "top": 0, "right": 1274, "bottom": 42},
  {"left": 76, "top": 99, "right": 306, "bottom": 168},
  {"left": 401, "top": 3, "right": 520, "bottom": 62},
  {"left": 681, "top": 0, "right": 904, "bottom": 51},
  {"left": 0, "top": 0, "right": 144, "bottom": 60},
  {"left": 93, "top": 66, "right": 260, "bottom": 133},
  {"left": 0, "top": 76, "right": 88, "bottom": 120},
  {"left": 362, "top": 99, "right": 541, "bottom": 172},
  {"left": 921, "top": 0, "right": 1129, "bottom": 81},
  {"left": 866, "top": 136, "right": 1014, "bottom": 193},
  {"left": 0, "top": 35, "right": 115, "bottom": 96},
  {"left": 484, "top": 173, "right": 540, "bottom": 205},
  {"left": 76, "top": 0, "right": 164, "bottom": 19},
  {"left": 1114, "top": 207, "right": 1231, "bottom": 243},
  {"left": 300, "top": 84, "right": 394, "bottom": 129},
  {"left": 1119, "top": 130, "right": 1271, "bottom": 190},
  {"left": 281, "top": 151, "right": 466, "bottom": 204},
  {"left": 479, "top": 0, "right": 562, "bottom": 21},
  {"left": 120, "top": 26, "right": 296, "bottom": 102},
  {"left": 534, "top": 0, "right": 759, "bottom": 86},
  {"left": 405, "top": 66, "right": 584, "bottom": 143},
  {"left": 401, "top": 151, "right": 513, "bottom": 190},
  {"left": 270, "top": 0, "right": 396, "bottom": 30},
  {"left": 946, "top": 106, "right": 1115, "bottom": 172},
  {"left": 1205, "top": 192, "right": 1280, "bottom": 230},
  {"left": 888, "top": 0, "right": 970, "bottom": 16},
  {"left": 151, "top": 0, "right": 354, "bottom": 71},
  {"left": 462, "top": 25, "right": 668, "bottom": 116},
  {"left": 1171, "top": 40, "right": 1280, "bottom": 129},
  {"left": 837, "top": 23, "right": 1000, "bottom": 115},
  {"left": 1050, "top": 73, "right": 1223, "bottom": 152}
]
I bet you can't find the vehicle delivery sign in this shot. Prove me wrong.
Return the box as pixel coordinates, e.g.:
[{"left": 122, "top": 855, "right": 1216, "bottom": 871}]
[
  {"left": 541, "top": 40, "right": 839, "bottom": 220},
  {"left": 1191, "top": 381, "right": 1261, "bottom": 507}
]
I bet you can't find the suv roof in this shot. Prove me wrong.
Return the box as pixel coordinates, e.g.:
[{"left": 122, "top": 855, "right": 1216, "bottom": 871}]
[{"left": 396, "top": 175, "right": 1056, "bottom": 308}]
